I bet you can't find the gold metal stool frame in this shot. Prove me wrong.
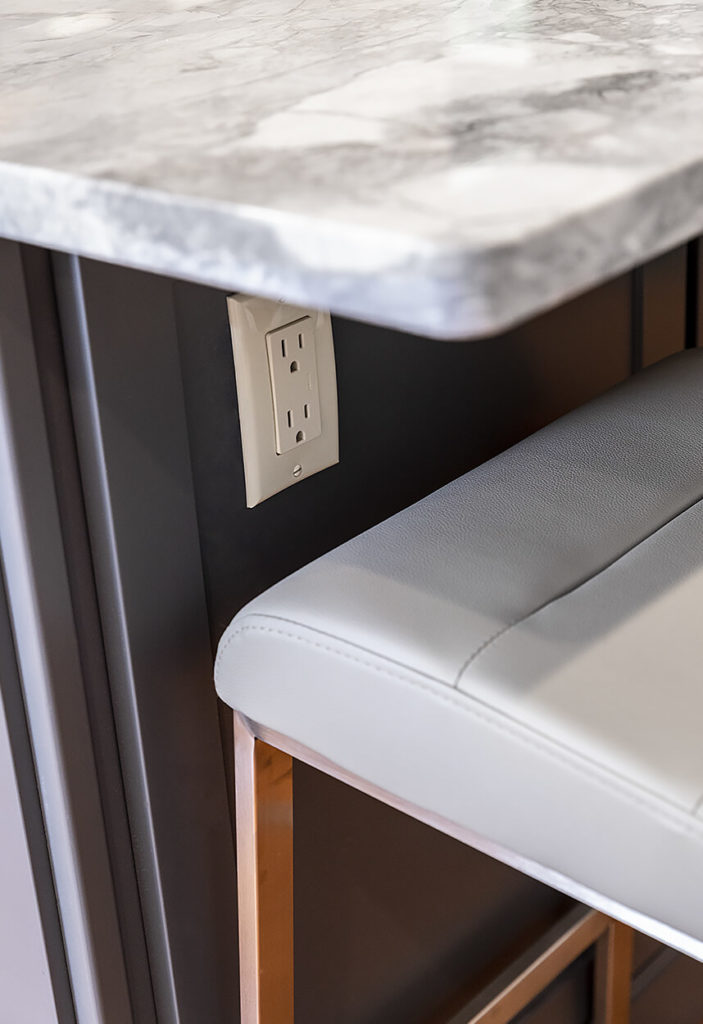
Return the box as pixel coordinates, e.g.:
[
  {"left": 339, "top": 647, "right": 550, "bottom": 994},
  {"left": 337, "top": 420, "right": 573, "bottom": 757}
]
[{"left": 234, "top": 713, "right": 634, "bottom": 1024}]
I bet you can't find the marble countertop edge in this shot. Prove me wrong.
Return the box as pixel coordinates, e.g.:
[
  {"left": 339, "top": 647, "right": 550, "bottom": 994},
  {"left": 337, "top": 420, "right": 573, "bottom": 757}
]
[
  {"left": 6, "top": 0, "right": 703, "bottom": 337},
  {"left": 3, "top": 158, "right": 703, "bottom": 341}
]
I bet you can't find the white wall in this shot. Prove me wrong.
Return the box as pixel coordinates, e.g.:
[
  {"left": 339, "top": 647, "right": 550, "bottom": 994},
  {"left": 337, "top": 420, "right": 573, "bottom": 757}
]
[{"left": 0, "top": 691, "right": 59, "bottom": 1024}]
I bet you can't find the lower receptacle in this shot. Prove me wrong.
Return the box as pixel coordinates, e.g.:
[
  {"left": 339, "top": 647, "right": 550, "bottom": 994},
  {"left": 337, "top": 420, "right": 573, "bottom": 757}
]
[{"left": 228, "top": 295, "right": 339, "bottom": 506}]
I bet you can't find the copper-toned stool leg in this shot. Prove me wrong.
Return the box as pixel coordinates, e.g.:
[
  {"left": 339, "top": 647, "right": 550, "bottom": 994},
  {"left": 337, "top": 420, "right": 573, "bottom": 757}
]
[
  {"left": 594, "top": 920, "right": 634, "bottom": 1024},
  {"left": 234, "top": 712, "right": 294, "bottom": 1024},
  {"left": 234, "top": 704, "right": 633, "bottom": 1024}
]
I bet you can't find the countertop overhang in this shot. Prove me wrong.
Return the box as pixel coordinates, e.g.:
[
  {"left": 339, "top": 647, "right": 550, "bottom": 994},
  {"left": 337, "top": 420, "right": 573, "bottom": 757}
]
[{"left": 3, "top": 0, "right": 703, "bottom": 339}]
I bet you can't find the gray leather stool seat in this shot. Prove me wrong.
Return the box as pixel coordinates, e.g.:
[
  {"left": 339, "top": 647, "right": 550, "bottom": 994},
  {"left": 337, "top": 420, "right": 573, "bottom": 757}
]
[{"left": 216, "top": 348, "right": 703, "bottom": 960}]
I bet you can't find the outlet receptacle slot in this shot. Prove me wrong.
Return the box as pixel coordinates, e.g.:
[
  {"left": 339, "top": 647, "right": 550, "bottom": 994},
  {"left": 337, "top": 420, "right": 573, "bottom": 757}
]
[{"left": 265, "top": 316, "right": 322, "bottom": 455}]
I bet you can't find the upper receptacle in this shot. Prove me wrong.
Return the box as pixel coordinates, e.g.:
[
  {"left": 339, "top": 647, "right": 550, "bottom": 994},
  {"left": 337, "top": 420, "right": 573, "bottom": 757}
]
[{"left": 265, "top": 316, "right": 323, "bottom": 455}]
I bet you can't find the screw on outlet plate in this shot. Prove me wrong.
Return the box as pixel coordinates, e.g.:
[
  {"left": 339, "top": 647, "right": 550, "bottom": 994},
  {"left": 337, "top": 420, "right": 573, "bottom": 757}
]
[{"left": 293, "top": 464, "right": 303, "bottom": 478}]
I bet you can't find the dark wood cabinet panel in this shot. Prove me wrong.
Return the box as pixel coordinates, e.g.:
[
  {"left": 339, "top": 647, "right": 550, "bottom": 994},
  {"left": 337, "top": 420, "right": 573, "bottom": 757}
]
[
  {"left": 641, "top": 246, "right": 688, "bottom": 367},
  {"left": 174, "top": 268, "right": 636, "bottom": 1024}
]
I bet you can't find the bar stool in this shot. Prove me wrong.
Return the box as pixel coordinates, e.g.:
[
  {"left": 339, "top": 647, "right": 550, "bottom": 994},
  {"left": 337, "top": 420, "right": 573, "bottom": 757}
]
[{"left": 216, "top": 348, "right": 703, "bottom": 1023}]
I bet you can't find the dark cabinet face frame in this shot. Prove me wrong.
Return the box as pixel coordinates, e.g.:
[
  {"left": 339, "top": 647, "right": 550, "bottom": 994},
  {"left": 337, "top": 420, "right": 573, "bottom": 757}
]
[
  {"left": 0, "top": 242, "right": 237, "bottom": 1024},
  {"left": 0, "top": 241, "right": 134, "bottom": 1023},
  {"left": 52, "top": 252, "right": 239, "bottom": 1024}
]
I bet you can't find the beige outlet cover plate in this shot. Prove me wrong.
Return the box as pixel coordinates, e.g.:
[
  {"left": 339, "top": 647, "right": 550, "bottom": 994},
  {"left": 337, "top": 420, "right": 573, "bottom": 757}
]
[{"left": 227, "top": 294, "right": 339, "bottom": 507}]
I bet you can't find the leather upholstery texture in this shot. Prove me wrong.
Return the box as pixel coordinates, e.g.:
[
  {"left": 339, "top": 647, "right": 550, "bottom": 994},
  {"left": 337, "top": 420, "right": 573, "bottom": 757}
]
[{"left": 216, "top": 348, "right": 703, "bottom": 955}]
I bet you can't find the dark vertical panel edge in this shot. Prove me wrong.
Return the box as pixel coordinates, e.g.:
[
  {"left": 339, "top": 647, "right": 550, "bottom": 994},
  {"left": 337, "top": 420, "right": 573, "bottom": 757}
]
[
  {"left": 22, "top": 246, "right": 157, "bottom": 1024},
  {"left": 630, "top": 266, "right": 644, "bottom": 374},
  {"left": 0, "top": 239, "right": 133, "bottom": 1023},
  {"left": 685, "top": 239, "right": 700, "bottom": 349},
  {"left": 53, "top": 254, "right": 238, "bottom": 1024}
]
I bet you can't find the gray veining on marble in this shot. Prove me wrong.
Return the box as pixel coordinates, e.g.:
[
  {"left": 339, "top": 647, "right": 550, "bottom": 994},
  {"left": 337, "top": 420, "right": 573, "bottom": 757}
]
[{"left": 2, "top": 0, "right": 703, "bottom": 337}]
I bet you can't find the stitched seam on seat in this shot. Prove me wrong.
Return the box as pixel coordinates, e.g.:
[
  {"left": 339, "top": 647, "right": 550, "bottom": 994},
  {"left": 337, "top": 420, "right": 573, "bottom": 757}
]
[
  {"left": 237, "top": 610, "right": 450, "bottom": 688},
  {"left": 217, "top": 619, "right": 703, "bottom": 840},
  {"left": 455, "top": 491, "right": 703, "bottom": 688}
]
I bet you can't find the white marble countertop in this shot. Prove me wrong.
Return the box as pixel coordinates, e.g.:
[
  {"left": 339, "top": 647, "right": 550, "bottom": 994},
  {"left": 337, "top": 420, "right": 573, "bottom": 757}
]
[{"left": 3, "top": 1, "right": 703, "bottom": 338}]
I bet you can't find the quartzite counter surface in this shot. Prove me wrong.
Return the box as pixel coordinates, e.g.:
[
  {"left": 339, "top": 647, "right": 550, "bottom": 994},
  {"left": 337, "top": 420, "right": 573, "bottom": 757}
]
[{"left": 2, "top": 0, "right": 703, "bottom": 337}]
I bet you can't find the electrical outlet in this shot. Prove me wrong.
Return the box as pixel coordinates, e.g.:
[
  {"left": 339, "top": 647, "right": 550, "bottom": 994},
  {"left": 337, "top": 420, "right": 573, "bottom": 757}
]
[
  {"left": 265, "top": 316, "right": 322, "bottom": 454},
  {"left": 227, "top": 295, "right": 339, "bottom": 507}
]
